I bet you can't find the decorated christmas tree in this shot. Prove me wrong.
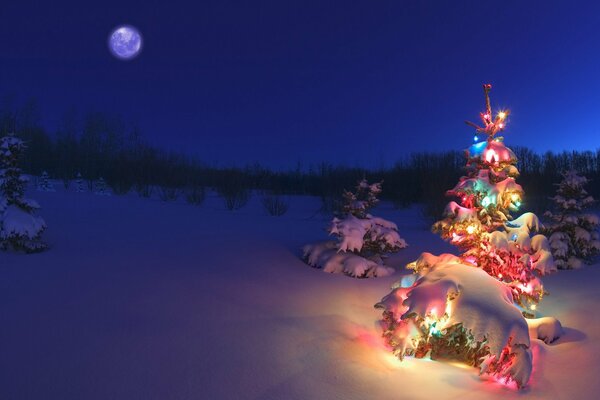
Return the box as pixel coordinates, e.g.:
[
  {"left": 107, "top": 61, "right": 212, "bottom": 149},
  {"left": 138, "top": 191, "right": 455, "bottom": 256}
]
[
  {"left": 431, "top": 84, "right": 555, "bottom": 310},
  {"left": 0, "top": 134, "right": 47, "bottom": 252},
  {"left": 545, "top": 170, "right": 600, "bottom": 269},
  {"left": 375, "top": 85, "right": 561, "bottom": 389},
  {"left": 303, "top": 179, "right": 407, "bottom": 278}
]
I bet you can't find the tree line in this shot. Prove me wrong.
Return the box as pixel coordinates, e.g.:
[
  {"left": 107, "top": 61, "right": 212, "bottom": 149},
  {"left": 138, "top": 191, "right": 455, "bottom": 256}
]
[{"left": 2, "top": 96, "right": 600, "bottom": 216}]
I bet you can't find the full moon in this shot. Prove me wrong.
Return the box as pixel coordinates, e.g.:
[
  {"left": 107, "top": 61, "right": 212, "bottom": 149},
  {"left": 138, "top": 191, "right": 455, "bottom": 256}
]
[{"left": 108, "top": 25, "right": 142, "bottom": 60}]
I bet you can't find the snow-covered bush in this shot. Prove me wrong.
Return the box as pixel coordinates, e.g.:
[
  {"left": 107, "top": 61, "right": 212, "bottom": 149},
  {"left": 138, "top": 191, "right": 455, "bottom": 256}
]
[
  {"left": 375, "top": 253, "right": 533, "bottom": 388},
  {"left": 303, "top": 179, "right": 407, "bottom": 278},
  {"left": 545, "top": 170, "right": 600, "bottom": 269},
  {"left": 36, "top": 171, "right": 55, "bottom": 192},
  {"left": 0, "top": 134, "right": 47, "bottom": 253}
]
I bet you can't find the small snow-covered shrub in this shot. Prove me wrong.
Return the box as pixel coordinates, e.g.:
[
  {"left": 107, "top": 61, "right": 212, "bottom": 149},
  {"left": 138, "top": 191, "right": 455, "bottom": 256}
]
[
  {"left": 375, "top": 253, "right": 533, "bottom": 388},
  {"left": 0, "top": 134, "right": 47, "bottom": 253},
  {"left": 184, "top": 185, "right": 205, "bottom": 205},
  {"left": 94, "top": 177, "right": 111, "bottom": 196},
  {"left": 75, "top": 173, "right": 86, "bottom": 193},
  {"left": 545, "top": 170, "right": 600, "bottom": 269},
  {"left": 36, "top": 171, "right": 55, "bottom": 192},
  {"left": 261, "top": 194, "right": 289, "bottom": 216},
  {"left": 303, "top": 179, "right": 407, "bottom": 278}
]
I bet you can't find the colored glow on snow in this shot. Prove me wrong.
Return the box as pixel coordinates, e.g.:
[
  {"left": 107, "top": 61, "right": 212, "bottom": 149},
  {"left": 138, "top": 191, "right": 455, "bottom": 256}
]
[
  {"left": 485, "top": 149, "right": 498, "bottom": 163},
  {"left": 481, "top": 196, "right": 494, "bottom": 208},
  {"left": 400, "top": 274, "right": 417, "bottom": 288},
  {"left": 469, "top": 141, "right": 487, "bottom": 157}
]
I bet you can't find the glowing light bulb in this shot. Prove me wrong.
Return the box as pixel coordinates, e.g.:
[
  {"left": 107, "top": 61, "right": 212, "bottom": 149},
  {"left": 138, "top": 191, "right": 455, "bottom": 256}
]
[
  {"left": 498, "top": 123, "right": 505, "bottom": 129},
  {"left": 530, "top": 304, "right": 537, "bottom": 311},
  {"left": 498, "top": 273, "right": 503, "bottom": 279},
  {"left": 511, "top": 193, "right": 520, "bottom": 202},
  {"left": 485, "top": 149, "right": 498, "bottom": 163},
  {"left": 483, "top": 113, "right": 490, "bottom": 120},
  {"left": 466, "top": 225, "right": 476, "bottom": 234},
  {"left": 498, "top": 111, "right": 506, "bottom": 119},
  {"left": 473, "top": 135, "right": 479, "bottom": 142}
]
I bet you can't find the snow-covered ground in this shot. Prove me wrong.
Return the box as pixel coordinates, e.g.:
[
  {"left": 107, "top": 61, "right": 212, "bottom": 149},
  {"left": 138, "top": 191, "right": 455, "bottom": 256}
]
[{"left": 1, "top": 186, "right": 597, "bottom": 399}]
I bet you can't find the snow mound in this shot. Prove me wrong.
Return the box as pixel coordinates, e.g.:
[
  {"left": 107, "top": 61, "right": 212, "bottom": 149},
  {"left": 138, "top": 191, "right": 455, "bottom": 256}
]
[
  {"left": 526, "top": 317, "right": 563, "bottom": 344},
  {"left": 303, "top": 241, "right": 394, "bottom": 278},
  {"left": 376, "top": 253, "right": 533, "bottom": 388},
  {"left": 1, "top": 204, "right": 46, "bottom": 239}
]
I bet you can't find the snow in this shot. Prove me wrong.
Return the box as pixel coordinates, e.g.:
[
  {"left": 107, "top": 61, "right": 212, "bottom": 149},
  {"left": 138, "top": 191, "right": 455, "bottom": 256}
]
[
  {"left": 378, "top": 255, "right": 534, "bottom": 386},
  {"left": 527, "top": 317, "right": 563, "bottom": 345},
  {"left": 0, "top": 204, "right": 46, "bottom": 239},
  {"left": 303, "top": 241, "right": 394, "bottom": 277},
  {"left": 1, "top": 187, "right": 599, "bottom": 399}
]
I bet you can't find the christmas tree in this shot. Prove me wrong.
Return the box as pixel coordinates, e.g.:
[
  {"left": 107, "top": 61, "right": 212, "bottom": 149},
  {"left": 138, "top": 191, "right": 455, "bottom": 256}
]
[
  {"left": 303, "top": 179, "right": 407, "bottom": 278},
  {"left": 0, "top": 134, "right": 47, "bottom": 252},
  {"left": 431, "top": 84, "right": 555, "bottom": 310},
  {"left": 375, "top": 85, "right": 561, "bottom": 389},
  {"left": 545, "top": 170, "right": 600, "bottom": 269}
]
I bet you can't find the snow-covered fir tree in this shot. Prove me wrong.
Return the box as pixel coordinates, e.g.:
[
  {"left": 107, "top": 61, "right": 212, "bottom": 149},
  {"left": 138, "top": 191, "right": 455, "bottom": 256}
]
[
  {"left": 430, "top": 87, "right": 555, "bottom": 311},
  {"left": 375, "top": 85, "right": 561, "bottom": 389},
  {"left": 75, "top": 172, "right": 85, "bottom": 193},
  {"left": 545, "top": 170, "right": 600, "bottom": 269},
  {"left": 37, "top": 171, "right": 55, "bottom": 192},
  {"left": 0, "top": 134, "right": 47, "bottom": 252},
  {"left": 303, "top": 179, "right": 407, "bottom": 278},
  {"left": 94, "top": 177, "right": 110, "bottom": 195}
]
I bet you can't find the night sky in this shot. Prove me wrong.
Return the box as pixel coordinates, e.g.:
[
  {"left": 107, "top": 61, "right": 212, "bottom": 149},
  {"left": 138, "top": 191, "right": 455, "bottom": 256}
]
[{"left": 2, "top": 1, "right": 600, "bottom": 168}]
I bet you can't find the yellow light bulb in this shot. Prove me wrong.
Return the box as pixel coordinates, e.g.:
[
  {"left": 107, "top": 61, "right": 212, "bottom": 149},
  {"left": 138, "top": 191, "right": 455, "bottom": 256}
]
[
  {"left": 511, "top": 193, "right": 520, "bottom": 202},
  {"left": 498, "top": 111, "right": 506, "bottom": 119},
  {"left": 466, "top": 225, "right": 476, "bottom": 234},
  {"left": 530, "top": 304, "right": 537, "bottom": 311}
]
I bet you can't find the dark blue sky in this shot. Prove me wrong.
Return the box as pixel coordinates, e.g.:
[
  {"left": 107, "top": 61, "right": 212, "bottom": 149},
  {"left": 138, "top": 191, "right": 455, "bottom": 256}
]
[{"left": 2, "top": 1, "right": 600, "bottom": 168}]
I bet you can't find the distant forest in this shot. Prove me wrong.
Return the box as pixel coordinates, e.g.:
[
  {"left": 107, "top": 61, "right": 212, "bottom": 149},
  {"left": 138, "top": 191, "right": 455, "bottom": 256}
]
[{"left": 2, "top": 96, "right": 600, "bottom": 217}]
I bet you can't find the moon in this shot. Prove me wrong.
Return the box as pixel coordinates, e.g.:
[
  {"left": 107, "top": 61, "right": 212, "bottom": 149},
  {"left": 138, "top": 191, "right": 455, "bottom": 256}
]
[{"left": 108, "top": 25, "right": 142, "bottom": 60}]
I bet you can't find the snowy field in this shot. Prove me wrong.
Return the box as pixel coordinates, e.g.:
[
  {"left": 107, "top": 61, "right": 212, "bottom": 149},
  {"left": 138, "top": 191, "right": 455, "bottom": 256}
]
[{"left": 1, "top": 186, "right": 598, "bottom": 400}]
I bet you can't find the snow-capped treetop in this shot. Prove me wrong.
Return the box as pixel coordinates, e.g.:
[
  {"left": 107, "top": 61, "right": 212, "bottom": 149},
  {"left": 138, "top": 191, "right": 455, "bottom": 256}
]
[
  {"left": 467, "top": 139, "right": 518, "bottom": 168},
  {"left": 340, "top": 179, "right": 382, "bottom": 218}
]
